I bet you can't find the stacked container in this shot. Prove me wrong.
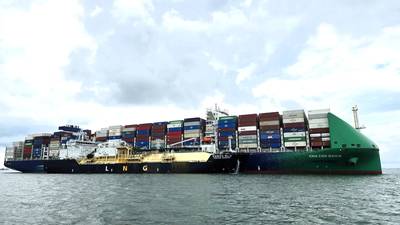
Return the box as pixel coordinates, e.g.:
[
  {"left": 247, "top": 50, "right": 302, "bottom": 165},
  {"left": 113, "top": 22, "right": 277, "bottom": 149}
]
[
  {"left": 108, "top": 125, "right": 122, "bottom": 140},
  {"left": 167, "top": 120, "right": 183, "bottom": 147},
  {"left": 58, "top": 125, "right": 80, "bottom": 133},
  {"left": 308, "top": 109, "right": 330, "bottom": 148},
  {"left": 238, "top": 114, "right": 258, "bottom": 149},
  {"left": 283, "top": 110, "right": 307, "bottom": 148},
  {"left": 183, "top": 118, "right": 205, "bottom": 146},
  {"left": 49, "top": 133, "right": 61, "bottom": 158},
  {"left": 32, "top": 134, "right": 51, "bottom": 159},
  {"left": 122, "top": 125, "right": 136, "bottom": 146},
  {"left": 95, "top": 128, "right": 108, "bottom": 142},
  {"left": 56, "top": 131, "right": 74, "bottom": 145},
  {"left": 151, "top": 122, "right": 167, "bottom": 149},
  {"left": 204, "top": 120, "right": 216, "bottom": 142},
  {"left": 23, "top": 136, "right": 33, "bottom": 160},
  {"left": 259, "top": 112, "right": 282, "bottom": 149},
  {"left": 5, "top": 146, "right": 14, "bottom": 160},
  {"left": 135, "top": 123, "right": 152, "bottom": 150},
  {"left": 12, "top": 141, "right": 24, "bottom": 160},
  {"left": 217, "top": 116, "right": 237, "bottom": 150}
]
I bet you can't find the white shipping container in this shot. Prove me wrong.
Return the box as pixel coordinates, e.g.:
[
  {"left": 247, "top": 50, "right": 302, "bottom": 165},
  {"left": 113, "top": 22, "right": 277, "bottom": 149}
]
[
  {"left": 322, "top": 137, "right": 331, "bottom": 141},
  {"left": 238, "top": 135, "right": 257, "bottom": 140},
  {"left": 184, "top": 129, "right": 201, "bottom": 134},
  {"left": 167, "top": 123, "right": 183, "bottom": 128},
  {"left": 282, "top": 110, "right": 304, "bottom": 119},
  {"left": 310, "top": 133, "right": 321, "bottom": 138},
  {"left": 25, "top": 135, "right": 34, "bottom": 140},
  {"left": 259, "top": 120, "right": 279, "bottom": 126},
  {"left": 12, "top": 141, "right": 24, "bottom": 147},
  {"left": 308, "top": 114, "right": 328, "bottom": 120},
  {"left": 309, "top": 123, "right": 329, "bottom": 129},
  {"left": 283, "top": 117, "right": 305, "bottom": 124},
  {"left": 49, "top": 150, "right": 60, "bottom": 157},
  {"left": 308, "top": 118, "right": 328, "bottom": 124},
  {"left": 109, "top": 125, "right": 123, "bottom": 129},
  {"left": 5, "top": 147, "right": 14, "bottom": 160},
  {"left": 122, "top": 127, "right": 136, "bottom": 132},
  {"left": 184, "top": 121, "right": 201, "bottom": 126},
  {"left": 184, "top": 133, "right": 201, "bottom": 138},
  {"left": 238, "top": 126, "right": 257, "bottom": 132},
  {"left": 308, "top": 109, "right": 330, "bottom": 115},
  {"left": 284, "top": 141, "right": 307, "bottom": 147},
  {"left": 239, "top": 143, "right": 258, "bottom": 148},
  {"left": 321, "top": 133, "right": 330, "bottom": 137},
  {"left": 284, "top": 132, "right": 306, "bottom": 137}
]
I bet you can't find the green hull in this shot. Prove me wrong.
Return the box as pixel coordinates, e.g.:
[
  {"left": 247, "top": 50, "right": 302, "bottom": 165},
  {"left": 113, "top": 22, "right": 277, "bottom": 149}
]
[
  {"left": 238, "top": 112, "right": 382, "bottom": 174},
  {"left": 238, "top": 148, "right": 382, "bottom": 174}
]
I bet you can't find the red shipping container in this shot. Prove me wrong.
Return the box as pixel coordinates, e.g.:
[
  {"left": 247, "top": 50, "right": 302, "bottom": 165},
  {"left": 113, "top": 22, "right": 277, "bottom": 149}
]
[
  {"left": 137, "top": 123, "right": 152, "bottom": 130},
  {"left": 259, "top": 112, "right": 280, "bottom": 120},
  {"left": 259, "top": 125, "right": 280, "bottom": 131},
  {"left": 239, "top": 131, "right": 257, "bottom": 135},
  {"left": 122, "top": 138, "right": 135, "bottom": 143},
  {"left": 124, "top": 124, "right": 137, "bottom": 128},
  {"left": 309, "top": 128, "right": 330, "bottom": 133},
  {"left": 284, "top": 122, "right": 305, "bottom": 128},
  {"left": 167, "top": 131, "right": 182, "bottom": 136},
  {"left": 238, "top": 122, "right": 258, "bottom": 127}
]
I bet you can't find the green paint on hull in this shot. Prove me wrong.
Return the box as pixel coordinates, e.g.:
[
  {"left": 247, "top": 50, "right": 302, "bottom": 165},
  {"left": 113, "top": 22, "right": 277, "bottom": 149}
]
[
  {"left": 239, "top": 113, "right": 382, "bottom": 174},
  {"left": 280, "top": 148, "right": 381, "bottom": 174}
]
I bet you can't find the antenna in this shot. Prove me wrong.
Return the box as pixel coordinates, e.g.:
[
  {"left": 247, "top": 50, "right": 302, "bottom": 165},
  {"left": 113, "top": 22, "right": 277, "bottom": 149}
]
[{"left": 352, "top": 105, "right": 366, "bottom": 130}]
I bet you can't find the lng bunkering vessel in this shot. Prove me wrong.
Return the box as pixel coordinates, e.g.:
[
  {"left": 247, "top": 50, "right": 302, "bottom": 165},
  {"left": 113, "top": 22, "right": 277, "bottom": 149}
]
[{"left": 4, "top": 106, "right": 382, "bottom": 174}]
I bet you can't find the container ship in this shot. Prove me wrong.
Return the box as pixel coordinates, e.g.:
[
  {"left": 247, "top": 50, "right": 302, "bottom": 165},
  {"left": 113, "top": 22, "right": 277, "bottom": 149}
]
[{"left": 4, "top": 106, "right": 382, "bottom": 174}]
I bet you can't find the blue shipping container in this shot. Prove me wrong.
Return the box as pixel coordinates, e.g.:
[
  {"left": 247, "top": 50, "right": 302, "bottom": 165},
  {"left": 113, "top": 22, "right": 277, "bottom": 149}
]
[
  {"left": 32, "top": 148, "right": 42, "bottom": 158},
  {"left": 184, "top": 125, "right": 200, "bottom": 130},
  {"left": 218, "top": 119, "right": 237, "bottom": 125},
  {"left": 217, "top": 123, "right": 237, "bottom": 129},
  {"left": 260, "top": 130, "right": 280, "bottom": 135},
  {"left": 137, "top": 130, "right": 150, "bottom": 135},
  {"left": 218, "top": 131, "right": 236, "bottom": 137},
  {"left": 283, "top": 127, "right": 306, "bottom": 132},
  {"left": 108, "top": 136, "right": 122, "bottom": 140},
  {"left": 260, "top": 142, "right": 281, "bottom": 148},
  {"left": 260, "top": 133, "right": 281, "bottom": 140},
  {"left": 168, "top": 127, "right": 182, "bottom": 132}
]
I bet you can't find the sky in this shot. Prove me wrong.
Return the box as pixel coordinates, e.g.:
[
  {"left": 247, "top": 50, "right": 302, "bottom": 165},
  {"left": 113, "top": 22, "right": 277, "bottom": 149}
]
[{"left": 0, "top": 0, "right": 399, "bottom": 168}]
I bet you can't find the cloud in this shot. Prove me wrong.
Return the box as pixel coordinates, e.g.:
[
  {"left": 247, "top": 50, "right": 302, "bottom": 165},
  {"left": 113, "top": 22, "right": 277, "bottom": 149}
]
[
  {"left": 253, "top": 23, "right": 400, "bottom": 112},
  {"left": 112, "top": 0, "right": 154, "bottom": 25},
  {"left": 235, "top": 63, "right": 257, "bottom": 85},
  {"left": 90, "top": 5, "right": 103, "bottom": 17}
]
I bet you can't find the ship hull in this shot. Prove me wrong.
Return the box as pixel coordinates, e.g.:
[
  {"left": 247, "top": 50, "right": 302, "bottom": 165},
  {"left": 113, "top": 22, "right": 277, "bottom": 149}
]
[
  {"left": 43, "top": 156, "right": 237, "bottom": 174},
  {"left": 237, "top": 148, "right": 382, "bottom": 175},
  {"left": 4, "top": 148, "right": 382, "bottom": 175},
  {"left": 4, "top": 160, "right": 45, "bottom": 173}
]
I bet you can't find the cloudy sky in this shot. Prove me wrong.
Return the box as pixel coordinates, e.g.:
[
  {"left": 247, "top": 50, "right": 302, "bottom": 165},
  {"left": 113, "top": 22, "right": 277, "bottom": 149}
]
[{"left": 1, "top": 0, "right": 399, "bottom": 168}]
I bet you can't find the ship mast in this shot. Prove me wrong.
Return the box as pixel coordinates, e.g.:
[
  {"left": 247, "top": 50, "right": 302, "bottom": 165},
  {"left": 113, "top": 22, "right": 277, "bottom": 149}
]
[{"left": 352, "top": 105, "right": 366, "bottom": 130}]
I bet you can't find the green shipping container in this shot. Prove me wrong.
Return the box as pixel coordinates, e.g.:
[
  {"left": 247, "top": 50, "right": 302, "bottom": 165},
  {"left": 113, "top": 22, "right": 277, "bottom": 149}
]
[{"left": 284, "top": 137, "right": 306, "bottom": 142}]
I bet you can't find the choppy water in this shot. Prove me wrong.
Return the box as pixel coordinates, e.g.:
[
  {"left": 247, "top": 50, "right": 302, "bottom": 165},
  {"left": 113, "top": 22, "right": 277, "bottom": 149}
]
[{"left": 0, "top": 169, "right": 399, "bottom": 225}]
